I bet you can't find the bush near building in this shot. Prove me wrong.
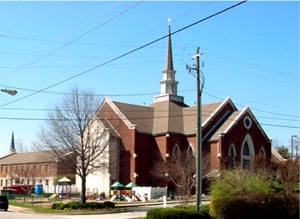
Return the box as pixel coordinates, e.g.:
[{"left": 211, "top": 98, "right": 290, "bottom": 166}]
[
  {"left": 219, "top": 195, "right": 299, "bottom": 219},
  {"left": 209, "top": 168, "right": 299, "bottom": 219},
  {"left": 51, "top": 201, "right": 115, "bottom": 210},
  {"left": 146, "top": 204, "right": 211, "bottom": 219}
]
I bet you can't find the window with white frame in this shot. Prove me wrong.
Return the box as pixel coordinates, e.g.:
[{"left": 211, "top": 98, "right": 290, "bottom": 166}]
[
  {"left": 187, "top": 144, "right": 194, "bottom": 157},
  {"left": 241, "top": 135, "right": 254, "bottom": 169}
]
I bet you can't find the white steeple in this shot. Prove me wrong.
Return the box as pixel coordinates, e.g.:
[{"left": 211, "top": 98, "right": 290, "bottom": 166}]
[{"left": 154, "top": 19, "right": 184, "bottom": 104}]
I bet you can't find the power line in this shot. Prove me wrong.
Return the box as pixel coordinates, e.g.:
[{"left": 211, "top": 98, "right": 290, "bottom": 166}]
[
  {"left": 0, "top": 1, "right": 142, "bottom": 80},
  {"left": 0, "top": 113, "right": 298, "bottom": 129},
  {"left": 1, "top": 82, "right": 298, "bottom": 120},
  {"left": 0, "top": 106, "right": 298, "bottom": 123},
  {"left": 0, "top": 0, "right": 248, "bottom": 108},
  {"left": 202, "top": 47, "right": 297, "bottom": 79}
]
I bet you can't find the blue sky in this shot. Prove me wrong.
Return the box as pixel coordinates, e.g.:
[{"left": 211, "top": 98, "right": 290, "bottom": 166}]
[{"left": 0, "top": 1, "right": 299, "bottom": 157}]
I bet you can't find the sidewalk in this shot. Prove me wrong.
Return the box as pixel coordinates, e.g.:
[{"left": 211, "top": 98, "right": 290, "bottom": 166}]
[{"left": 8, "top": 205, "right": 34, "bottom": 213}]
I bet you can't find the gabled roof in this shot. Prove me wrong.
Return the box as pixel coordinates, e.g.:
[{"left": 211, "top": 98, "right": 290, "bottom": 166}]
[
  {"left": 99, "top": 97, "right": 155, "bottom": 133},
  {"left": 99, "top": 97, "right": 235, "bottom": 136},
  {"left": 210, "top": 111, "right": 241, "bottom": 140},
  {"left": 271, "top": 147, "right": 287, "bottom": 163},
  {"left": 210, "top": 107, "right": 270, "bottom": 141},
  {"left": 202, "top": 97, "right": 237, "bottom": 128},
  {"left": 0, "top": 151, "right": 54, "bottom": 165},
  {"left": 150, "top": 100, "right": 185, "bottom": 134},
  {"left": 114, "top": 101, "right": 154, "bottom": 133}
]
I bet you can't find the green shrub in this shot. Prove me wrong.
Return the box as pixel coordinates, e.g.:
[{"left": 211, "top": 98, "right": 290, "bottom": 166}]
[
  {"left": 56, "top": 203, "right": 66, "bottom": 210},
  {"left": 209, "top": 169, "right": 275, "bottom": 218},
  {"left": 52, "top": 201, "right": 115, "bottom": 210},
  {"left": 67, "top": 202, "right": 81, "bottom": 209},
  {"left": 51, "top": 203, "right": 59, "bottom": 209},
  {"left": 221, "top": 195, "right": 299, "bottom": 219},
  {"left": 103, "top": 201, "right": 115, "bottom": 208},
  {"left": 209, "top": 168, "right": 299, "bottom": 219},
  {"left": 175, "top": 204, "right": 211, "bottom": 218},
  {"left": 146, "top": 207, "right": 210, "bottom": 219}
]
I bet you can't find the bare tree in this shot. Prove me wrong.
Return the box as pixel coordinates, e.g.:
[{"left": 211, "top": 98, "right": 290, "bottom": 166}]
[
  {"left": 15, "top": 139, "right": 37, "bottom": 153},
  {"left": 152, "top": 151, "right": 195, "bottom": 206},
  {"left": 37, "top": 87, "right": 110, "bottom": 204},
  {"left": 275, "top": 159, "right": 300, "bottom": 195}
]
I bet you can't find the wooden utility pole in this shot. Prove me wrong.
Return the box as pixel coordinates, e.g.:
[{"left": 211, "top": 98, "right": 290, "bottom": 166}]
[{"left": 196, "top": 47, "right": 203, "bottom": 212}]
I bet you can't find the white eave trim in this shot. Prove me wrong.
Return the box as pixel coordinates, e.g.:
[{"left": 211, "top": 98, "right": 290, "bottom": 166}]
[
  {"left": 271, "top": 147, "right": 287, "bottom": 162},
  {"left": 223, "top": 107, "right": 248, "bottom": 134},
  {"left": 100, "top": 97, "right": 136, "bottom": 130},
  {"left": 202, "top": 97, "right": 236, "bottom": 127}
]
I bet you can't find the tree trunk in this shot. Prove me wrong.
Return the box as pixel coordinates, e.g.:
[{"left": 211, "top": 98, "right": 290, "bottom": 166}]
[{"left": 81, "top": 176, "right": 86, "bottom": 204}]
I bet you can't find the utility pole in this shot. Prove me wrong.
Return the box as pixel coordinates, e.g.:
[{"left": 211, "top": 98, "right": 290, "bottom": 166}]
[
  {"left": 186, "top": 47, "right": 203, "bottom": 212},
  {"left": 195, "top": 47, "right": 202, "bottom": 212}
]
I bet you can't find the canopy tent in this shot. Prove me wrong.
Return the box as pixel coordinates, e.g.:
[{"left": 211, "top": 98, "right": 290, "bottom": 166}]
[
  {"left": 58, "top": 177, "right": 71, "bottom": 183},
  {"left": 125, "top": 182, "right": 138, "bottom": 188},
  {"left": 58, "top": 177, "right": 72, "bottom": 198},
  {"left": 111, "top": 181, "right": 124, "bottom": 189}
]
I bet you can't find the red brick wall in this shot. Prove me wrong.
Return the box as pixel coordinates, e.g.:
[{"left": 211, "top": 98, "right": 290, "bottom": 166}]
[
  {"left": 220, "top": 112, "right": 271, "bottom": 167},
  {"left": 0, "top": 162, "right": 56, "bottom": 179},
  {"left": 135, "top": 133, "right": 153, "bottom": 186},
  {"left": 98, "top": 102, "right": 137, "bottom": 184}
]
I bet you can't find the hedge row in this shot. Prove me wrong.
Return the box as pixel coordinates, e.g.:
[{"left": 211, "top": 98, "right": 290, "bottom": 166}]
[
  {"left": 52, "top": 201, "right": 115, "bottom": 210},
  {"left": 218, "top": 195, "right": 299, "bottom": 219},
  {"left": 146, "top": 205, "right": 211, "bottom": 219}
]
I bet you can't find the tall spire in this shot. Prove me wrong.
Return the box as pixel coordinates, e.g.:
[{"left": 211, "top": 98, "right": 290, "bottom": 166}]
[
  {"left": 9, "top": 132, "right": 16, "bottom": 154},
  {"left": 154, "top": 18, "right": 184, "bottom": 104},
  {"left": 165, "top": 18, "right": 174, "bottom": 71}
]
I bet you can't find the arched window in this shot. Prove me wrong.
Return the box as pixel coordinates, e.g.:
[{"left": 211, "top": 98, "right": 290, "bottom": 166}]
[
  {"left": 241, "top": 135, "right": 255, "bottom": 169},
  {"left": 173, "top": 145, "right": 180, "bottom": 158},
  {"left": 187, "top": 144, "right": 194, "bottom": 157},
  {"left": 229, "top": 144, "right": 236, "bottom": 169}
]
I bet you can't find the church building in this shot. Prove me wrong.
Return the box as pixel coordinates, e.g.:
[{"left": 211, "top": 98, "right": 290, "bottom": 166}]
[{"left": 82, "top": 24, "right": 272, "bottom": 195}]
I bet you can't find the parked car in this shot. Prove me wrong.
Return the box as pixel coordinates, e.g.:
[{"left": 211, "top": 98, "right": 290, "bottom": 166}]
[{"left": 0, "top": 195, "right": 9, "bottom": 211}]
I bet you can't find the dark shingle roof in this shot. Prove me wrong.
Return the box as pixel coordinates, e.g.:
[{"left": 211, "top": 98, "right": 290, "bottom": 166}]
[{"left": 109, "top": 99, "right": 224, "bottom": 135}]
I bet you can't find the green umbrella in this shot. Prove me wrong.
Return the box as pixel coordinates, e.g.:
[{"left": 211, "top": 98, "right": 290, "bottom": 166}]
[
  {"left": 125, "top": 182, "right": 138, "bottom": 188},
  {"left": 111, "top": 181, "right": 124, "bottom": 188}
]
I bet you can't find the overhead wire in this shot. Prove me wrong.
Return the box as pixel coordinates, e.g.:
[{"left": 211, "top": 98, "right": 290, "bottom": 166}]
[
  {"left": 0, "top": 0, "right": 248, "bottom": 108},
  {"left": 2, "top": 1, "right": 297, "bottom": 129},
  {"left": 0, "top": 1, "right": 136, "bottom": 79},
  {"left": 0, "top": 110, "right": 298, "bottom": 129}
]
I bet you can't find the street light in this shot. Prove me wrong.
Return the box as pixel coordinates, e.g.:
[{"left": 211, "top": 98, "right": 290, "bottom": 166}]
[
  {"left": 291, "top": 135, "right": 297, "bottom": 160},
  {"left": 1, "top": 89, "right": 18, "bottom": 96}
]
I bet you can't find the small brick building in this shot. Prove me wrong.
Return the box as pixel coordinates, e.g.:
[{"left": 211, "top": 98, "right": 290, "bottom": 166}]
[{"left": 0, "top": 133, "right": 74, "bottom": 193}]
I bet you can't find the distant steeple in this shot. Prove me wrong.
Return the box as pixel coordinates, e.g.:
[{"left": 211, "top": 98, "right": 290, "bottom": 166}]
[
  {"left": 9, "top": 132, "right": 16, "bottom": 154},
  {"left": 154, "top": 18, "right": 184, "bottom": 104}
]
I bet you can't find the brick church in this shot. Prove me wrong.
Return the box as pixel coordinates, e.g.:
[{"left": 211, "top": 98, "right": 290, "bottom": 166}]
[{"left": 84, "top": 24, "right": 272, "bottom": 194}]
